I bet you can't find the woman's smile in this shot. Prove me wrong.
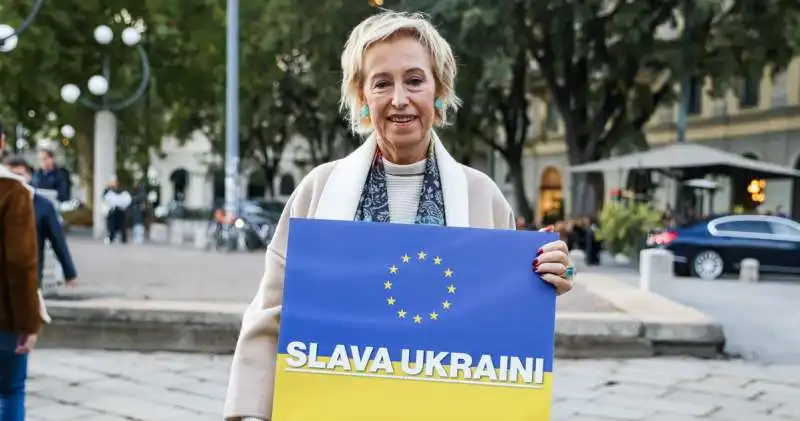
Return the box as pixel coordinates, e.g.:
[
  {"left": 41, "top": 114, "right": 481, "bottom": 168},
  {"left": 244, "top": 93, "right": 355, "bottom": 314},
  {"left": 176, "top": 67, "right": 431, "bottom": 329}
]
[{"left": 387, "top": 114, "right": 419, "bottom": 130}]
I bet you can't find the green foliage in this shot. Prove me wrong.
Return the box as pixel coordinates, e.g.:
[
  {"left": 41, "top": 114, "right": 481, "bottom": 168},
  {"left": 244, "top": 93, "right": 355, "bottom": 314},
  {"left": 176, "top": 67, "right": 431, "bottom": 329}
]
[
  {"left": 3, "top": 0, "right": 800, "bottom": 210},
  {"left": 596, "top": 201, "right": 663, "bottom": 258}
]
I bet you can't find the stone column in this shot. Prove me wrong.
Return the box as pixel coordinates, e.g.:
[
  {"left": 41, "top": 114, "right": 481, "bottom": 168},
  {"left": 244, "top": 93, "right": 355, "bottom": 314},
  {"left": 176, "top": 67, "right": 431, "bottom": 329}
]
[{"left": 93, "top": 110, "right": 117, "bottom": 240}]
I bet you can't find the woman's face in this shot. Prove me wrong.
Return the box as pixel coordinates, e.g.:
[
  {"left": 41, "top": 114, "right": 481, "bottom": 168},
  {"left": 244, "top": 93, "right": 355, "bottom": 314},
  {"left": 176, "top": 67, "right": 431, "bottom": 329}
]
[{"left": 361, "top": 35, "right": 437, "bottom": 161}]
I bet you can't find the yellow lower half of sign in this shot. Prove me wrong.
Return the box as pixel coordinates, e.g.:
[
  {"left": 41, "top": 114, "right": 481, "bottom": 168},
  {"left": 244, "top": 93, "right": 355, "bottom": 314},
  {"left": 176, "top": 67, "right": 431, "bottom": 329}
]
[{"left": 271, "top": 356, "right": 553, "bottom": 421}]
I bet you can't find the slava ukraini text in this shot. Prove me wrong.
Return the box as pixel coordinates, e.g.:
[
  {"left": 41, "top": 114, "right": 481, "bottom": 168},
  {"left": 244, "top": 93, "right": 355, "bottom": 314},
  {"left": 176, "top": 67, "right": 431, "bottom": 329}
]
[{"left": 284, "top": 341, "right": 547, "bottom": 387}]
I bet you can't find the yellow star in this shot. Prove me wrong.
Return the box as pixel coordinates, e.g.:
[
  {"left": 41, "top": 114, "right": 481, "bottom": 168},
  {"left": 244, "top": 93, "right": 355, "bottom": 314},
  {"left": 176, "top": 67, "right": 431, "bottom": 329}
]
[
  {"left": 447, "top": 284, "right": 456, "bottom": 294},
  {"left": 386, "top": 297, "right": 396, "bottom": 305},
  {"left": 429, "top": 311, "right": 439, "bottom": 320},
  {"left": 417, "top": 251, "right": 427, "bottom": 260},
  {"left": 442, "top": 300, "right": 451, "bottom": 310},
  {"left": 398, "top": 309, "right": 407, "bottom": 318},
  {"left": 384, "top": 280, "right": 392, "bottom": 289},
  {"left": 433, "top": 256, "right": 442, "bottom": 265},
  {"left": 401, "top": 254, "right": 410, "bottom": 263},
  {"left": 444, "top": 268, "right": 454, "bottom": 278},
  {"left": 389, "top": 265, "right": 398, "bottom": 274},
  {"left": 413, "top": 314, "right": 423, "bottom": 324}
]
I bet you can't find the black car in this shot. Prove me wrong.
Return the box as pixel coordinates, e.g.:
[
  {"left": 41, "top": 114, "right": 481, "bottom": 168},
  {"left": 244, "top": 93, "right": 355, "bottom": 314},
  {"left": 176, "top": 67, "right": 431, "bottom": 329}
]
[{"left": 648, "top": 214, "right": 800, "bottom": 280}]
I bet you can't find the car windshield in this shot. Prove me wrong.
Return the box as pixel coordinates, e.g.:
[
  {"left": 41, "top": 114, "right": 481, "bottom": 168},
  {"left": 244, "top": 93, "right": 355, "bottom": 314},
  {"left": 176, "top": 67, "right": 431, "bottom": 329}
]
[{"left": 242, "top": 201, "right": 284, "bottom": 218}]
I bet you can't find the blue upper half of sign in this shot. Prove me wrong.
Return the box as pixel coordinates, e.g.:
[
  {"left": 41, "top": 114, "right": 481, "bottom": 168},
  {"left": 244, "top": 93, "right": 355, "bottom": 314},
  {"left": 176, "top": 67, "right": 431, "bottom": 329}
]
[{"left": 279, "top": 218, "right": 559, "bottom": 371}]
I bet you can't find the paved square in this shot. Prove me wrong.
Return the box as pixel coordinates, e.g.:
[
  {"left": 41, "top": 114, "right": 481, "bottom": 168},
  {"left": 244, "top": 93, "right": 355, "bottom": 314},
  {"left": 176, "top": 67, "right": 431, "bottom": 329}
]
[
  {"left": 23, "top": 349, "right": 800, "bottom": 420},
  {"left": 60, "top": 237, "right": 615, "bottom": 312}
]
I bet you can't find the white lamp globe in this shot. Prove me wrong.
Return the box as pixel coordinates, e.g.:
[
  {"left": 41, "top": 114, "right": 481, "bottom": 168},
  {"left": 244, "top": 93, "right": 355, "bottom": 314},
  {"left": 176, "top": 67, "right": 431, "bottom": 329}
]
[
  {"left": 94, "top": 25, "right": 113, "bottom": 45},
  {"left": 87, "top": 75, "right": 109, "bottom": 96},
  {"left": 60, "top": 124, "right": 76, "bottom": 139},
  {"left": 0, "top": 24, "right": 19, "bottom": 53},
  {"left": 60, "top": 84, "right": 81, "bottom": 104},
  {"left": 121, "top": 27, "right": 141, "bottom": 46}
]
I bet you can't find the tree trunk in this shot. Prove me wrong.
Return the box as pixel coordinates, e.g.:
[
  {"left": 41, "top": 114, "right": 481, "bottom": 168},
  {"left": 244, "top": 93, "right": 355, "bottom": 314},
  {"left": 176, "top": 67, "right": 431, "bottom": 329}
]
[
  {"left": 571, "top": 172, "right": 605, "bottom": 217},
  {"left": 507, "top": 157, "right": 533, "bottom": 223},
  {"left": 567, "top": 129, "right": 605, "bottom": 217}
]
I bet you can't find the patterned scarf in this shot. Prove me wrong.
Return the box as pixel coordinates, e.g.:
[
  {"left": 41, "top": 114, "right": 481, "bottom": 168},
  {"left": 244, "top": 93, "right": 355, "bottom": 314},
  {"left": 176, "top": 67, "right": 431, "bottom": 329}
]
[{"left": 354, "top": 142, "right": 446, "bottom": 226}]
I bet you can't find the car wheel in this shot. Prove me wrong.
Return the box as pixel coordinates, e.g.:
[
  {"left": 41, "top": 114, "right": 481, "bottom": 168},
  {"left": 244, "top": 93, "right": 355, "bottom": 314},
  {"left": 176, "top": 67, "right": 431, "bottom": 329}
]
[{"left": 692, "top": 250, "right": 724, "bottom": 280}]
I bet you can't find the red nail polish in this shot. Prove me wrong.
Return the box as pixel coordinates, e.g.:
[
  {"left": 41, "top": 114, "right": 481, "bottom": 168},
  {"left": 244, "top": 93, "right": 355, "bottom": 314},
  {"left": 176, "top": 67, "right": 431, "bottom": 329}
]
[
  {"left": 536, "top": 248, "right": 544, "bottom": 256},
  {"left": 533, "top": 259, "right": 540, "bottom": 269}
]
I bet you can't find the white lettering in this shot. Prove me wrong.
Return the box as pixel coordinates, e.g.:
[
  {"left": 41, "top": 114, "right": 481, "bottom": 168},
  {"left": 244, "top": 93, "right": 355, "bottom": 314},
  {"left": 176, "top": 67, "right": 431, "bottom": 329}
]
[
  {"left": 400, "top": 349, "right": 424, "bottom": 375},
  {"left": 281, "top": 342, "right": 546, "bottom": 387},
  {"left": 448, "top": 352, "right": 472, "bottom": 379},
  {"left": 472, "top": 354, "right": 498, "bottom": 381},
  {"left": 508, "top": 357, "right": 537, "bottom": 384},
  {"left": 285, "top": 341, "right": 307, "bottom": 368},
  {"left": 369, "top": 348, "right": 394, "bottom": 374},
  {"left": 498, "top": 356, "right": 509, "bottom": 381},
  {"left": 327, "top": 345, "right": 351, "bottom": 371},
  {"left": 307, "top": 343, "right": 325, "bottom": 369},
  {"left": 424, "top": 351, "right": 448, "bottom": 377},
  {"left": 351, "top": 346, "right": 373, "bottom": 371}
]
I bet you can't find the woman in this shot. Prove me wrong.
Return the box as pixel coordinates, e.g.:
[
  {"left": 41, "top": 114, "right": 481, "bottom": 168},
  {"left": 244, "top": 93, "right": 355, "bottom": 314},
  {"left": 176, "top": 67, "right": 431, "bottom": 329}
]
[{"left": 224, "top": 11, "right": 575, "bottom": 421}]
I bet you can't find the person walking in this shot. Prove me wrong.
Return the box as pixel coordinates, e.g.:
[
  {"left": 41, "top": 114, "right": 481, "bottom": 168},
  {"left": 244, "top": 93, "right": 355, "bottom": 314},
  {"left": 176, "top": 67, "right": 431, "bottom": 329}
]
[
  {"left": 102, "top": 179, "right": 132, "bottom": 244},
  {"left": 31, "top": 148, "right": 71, "bottom": 203},
  {"left": 0, "top": 121, "right": 45, "bottom": 421},
  {"left": 4, "top": 155, "right": 78, "bottom": 287}
]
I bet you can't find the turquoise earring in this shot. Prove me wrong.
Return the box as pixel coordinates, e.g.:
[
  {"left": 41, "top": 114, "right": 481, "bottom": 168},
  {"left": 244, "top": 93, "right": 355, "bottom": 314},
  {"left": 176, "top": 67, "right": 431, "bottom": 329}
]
[
  {"left": 360, "top": 105, "right": 370, "bottom": 118},
  {"left": 434, "top": 97, "right": 444, "bottom": 109}
]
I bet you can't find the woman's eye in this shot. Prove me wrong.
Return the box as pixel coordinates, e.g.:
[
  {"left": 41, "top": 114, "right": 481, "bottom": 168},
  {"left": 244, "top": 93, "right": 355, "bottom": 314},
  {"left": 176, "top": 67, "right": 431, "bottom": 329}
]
[
  {"left": 374, "top": 81, "right": 390, "bottom": 89},
  {"left": 407, "top": 78, "right": 424, "bottom": 86}
]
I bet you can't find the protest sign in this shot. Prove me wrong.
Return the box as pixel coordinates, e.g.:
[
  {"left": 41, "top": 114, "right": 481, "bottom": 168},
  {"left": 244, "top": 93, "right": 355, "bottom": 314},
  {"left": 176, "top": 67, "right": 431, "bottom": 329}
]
[{"left": 272, "top": 218, "right": 558, "bottom": 420}]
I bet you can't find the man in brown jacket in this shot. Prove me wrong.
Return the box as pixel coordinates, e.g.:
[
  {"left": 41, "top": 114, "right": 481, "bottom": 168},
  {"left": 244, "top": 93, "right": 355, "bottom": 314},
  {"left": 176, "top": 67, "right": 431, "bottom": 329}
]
[{"left": 0, "top": 120, "right": 41, "bottom": 420}]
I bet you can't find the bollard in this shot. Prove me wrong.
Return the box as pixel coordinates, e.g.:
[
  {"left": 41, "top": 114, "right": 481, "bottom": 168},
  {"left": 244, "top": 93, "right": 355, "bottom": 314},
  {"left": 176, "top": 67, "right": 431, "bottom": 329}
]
[
  {"left": 168, "top": 220, "right": 184, "bottom": 245},
  {"left": 132, "top": 224, "right": 146, "bottom": 245},
  {"left": 193, "top": 221, "right": 208, "bottom": 249},
  {"left": 638, "top": 248, "right": 674, "bottom": 291},
  {"left": 739, "top": 258, "right": 759, "bottom": 283},
  {"left": 569, "top": 249, "right": 587, "bottom": 271}
]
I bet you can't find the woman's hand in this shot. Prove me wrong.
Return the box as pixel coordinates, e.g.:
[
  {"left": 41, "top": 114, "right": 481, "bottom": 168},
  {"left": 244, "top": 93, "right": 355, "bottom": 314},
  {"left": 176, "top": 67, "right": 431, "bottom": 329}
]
[{"left": 532, "top": 226, "right": 574, "bottom": 295}]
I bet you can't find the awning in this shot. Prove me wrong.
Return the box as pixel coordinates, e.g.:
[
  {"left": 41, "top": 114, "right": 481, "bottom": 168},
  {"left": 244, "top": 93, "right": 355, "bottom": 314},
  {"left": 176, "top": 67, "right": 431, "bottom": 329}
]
[{"left": 568, "top": 143, "right": 800, "bottom": 179}]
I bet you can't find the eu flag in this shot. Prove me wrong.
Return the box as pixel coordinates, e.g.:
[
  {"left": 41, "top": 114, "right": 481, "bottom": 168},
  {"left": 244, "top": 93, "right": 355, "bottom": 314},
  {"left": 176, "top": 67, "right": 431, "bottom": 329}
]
[{"left": 272, "top": 218, "right": 559, "bottom": 421}]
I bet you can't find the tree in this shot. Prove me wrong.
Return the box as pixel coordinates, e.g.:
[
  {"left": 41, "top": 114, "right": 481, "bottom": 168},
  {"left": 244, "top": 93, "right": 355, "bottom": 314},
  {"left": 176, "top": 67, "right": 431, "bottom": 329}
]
[
  {"left": 519, "top": 0, "right": 800, "bottom": 214},
  {"left": 393, "top": 0, "right": 539, "bottom": 221},
  {"left": 0, "top": 0, "right": 210, "bottom": 206},
  {"left": 256, "top": 0, "right": 376, "bottom": 166}
]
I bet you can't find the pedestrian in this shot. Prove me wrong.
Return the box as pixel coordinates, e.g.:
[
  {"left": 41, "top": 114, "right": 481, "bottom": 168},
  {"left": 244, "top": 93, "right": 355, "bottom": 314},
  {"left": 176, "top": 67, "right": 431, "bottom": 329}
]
[
  {"left": 0, "top": 120, "right": 46, "bottom": 421},
  {"left": 4, "top": 155, "right": 78, "bottom": 288},
  {"left": 102, "top": 178, "right": 132, "bottom": 244},
  {"left": 31, "top": 148, "right": 71, "bottom": 203},
  {"left": 130, "top": 179, "right": 149, "bottom": 244}
]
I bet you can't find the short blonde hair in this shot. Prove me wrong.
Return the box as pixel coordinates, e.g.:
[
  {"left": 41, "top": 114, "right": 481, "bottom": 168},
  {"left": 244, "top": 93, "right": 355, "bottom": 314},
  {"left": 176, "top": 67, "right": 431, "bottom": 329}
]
[{"left": 340, "top": 10, "right": 461, "bottom": 135}]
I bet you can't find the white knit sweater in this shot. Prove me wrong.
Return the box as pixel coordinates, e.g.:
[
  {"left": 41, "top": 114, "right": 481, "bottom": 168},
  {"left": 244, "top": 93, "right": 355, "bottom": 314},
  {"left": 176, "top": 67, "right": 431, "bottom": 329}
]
[{"left": 382, "top": 157, "right": 426, "bottom": 224}]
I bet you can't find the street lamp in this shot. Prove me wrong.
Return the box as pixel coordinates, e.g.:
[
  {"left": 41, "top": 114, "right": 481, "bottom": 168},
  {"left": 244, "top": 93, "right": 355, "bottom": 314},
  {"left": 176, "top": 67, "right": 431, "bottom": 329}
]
[
  {"left": 60, "top": 124, "right": 75, "bottom": 140},
  {"left": 0, "top": 0, "right": 45, "bottom": 53},
  {"left": 60, "top": 24, "right": 151, "bottom": 240}
]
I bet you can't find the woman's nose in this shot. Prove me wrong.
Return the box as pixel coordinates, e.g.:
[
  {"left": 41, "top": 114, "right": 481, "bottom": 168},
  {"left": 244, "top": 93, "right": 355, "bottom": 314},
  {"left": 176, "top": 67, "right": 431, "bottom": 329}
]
[{"left": 392, "top": 86, "right": 409, "bottom": 108}]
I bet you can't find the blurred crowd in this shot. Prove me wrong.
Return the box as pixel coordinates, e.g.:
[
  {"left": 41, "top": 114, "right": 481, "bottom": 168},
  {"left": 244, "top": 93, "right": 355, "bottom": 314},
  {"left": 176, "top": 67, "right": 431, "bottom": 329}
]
[{"left": 516, "top": 215, "right": 602, "bottom": 265}]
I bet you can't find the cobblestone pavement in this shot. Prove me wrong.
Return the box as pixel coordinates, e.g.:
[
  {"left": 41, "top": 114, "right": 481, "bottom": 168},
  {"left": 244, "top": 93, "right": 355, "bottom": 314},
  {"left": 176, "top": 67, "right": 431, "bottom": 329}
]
[
  {"left": 590, "top": 265, "right": 800, "bottom": 364},
  {"left": 25, "top": 349, "right": 800, "bottom": 421},
  {"left": 61, "top": 236, "right": 614, "bottom": 312}
]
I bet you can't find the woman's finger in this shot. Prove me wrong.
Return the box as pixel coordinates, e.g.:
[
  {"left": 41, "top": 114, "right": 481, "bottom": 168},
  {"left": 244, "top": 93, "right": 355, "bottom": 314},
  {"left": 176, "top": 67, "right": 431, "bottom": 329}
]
[
  {"left": 535, "top": 262, "right": 567, "bottom": 276},
  {"left": 540, "top": 273, "right": 573, "bottom": 295},
  {"left": 536, "top": 250, "right": 568, "bottom": 265},
  {"left": 538, "top": 240, "right": 568, "bottom": 255}
]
